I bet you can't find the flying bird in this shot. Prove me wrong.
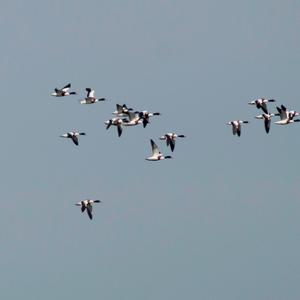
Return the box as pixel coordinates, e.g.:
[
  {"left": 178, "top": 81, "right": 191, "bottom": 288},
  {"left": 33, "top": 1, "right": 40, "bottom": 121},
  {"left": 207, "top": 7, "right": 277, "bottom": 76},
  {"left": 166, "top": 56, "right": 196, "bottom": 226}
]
[
  {"left": 159, "top": 133, "right": 186, "bottom": 152},
  {"left": 51, "top": 83, "right": 76, "bottom": 97},
  {"left": 104, "top": 118, "right": 124, "bottom": 137},
  {"left": 80, "top": 88, "right": 106, "bottom": 104},
  {"left": 248, "top": 98, "right": 275, "bottom": 114},
  {"left": 146, "top": 139, "right": 172, "bottom": 161},
  {"left": 60, "top": 131, "right": 86, "bottom": 145},
  {"left": 255, "top": 113, "right": 275, "bottom": 134},
  {"left": 226, "top": 120, "right": 249, "bottom": 136},
  {"left": 75, "top": 199, "right": 101, "bottom": 220}
]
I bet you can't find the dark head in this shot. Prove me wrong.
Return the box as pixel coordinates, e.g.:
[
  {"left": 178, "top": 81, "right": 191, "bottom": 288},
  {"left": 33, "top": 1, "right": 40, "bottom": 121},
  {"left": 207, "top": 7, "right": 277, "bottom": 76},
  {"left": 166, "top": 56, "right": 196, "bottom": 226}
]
[
  {"left": 86, "top": 88, "right": 91, "bottom": 92},
  {"left": 178, "top": 135, "right": 186, "bottom": 138},
  {"left": 243, "top": 121, "right": 249, "bottom": 124},
  {"left": 153, "top": 112, "right": 161, "bottom": 116},
  {"left": 165, "top": 155, "right": 172, "bottom": 159},
  {"left": 294, "top": 119, "right": 300, "bottom": 122},
  {"left": 79, "top": 132, "right": 86, "bottom": 135},
  {"left": 94, "top": 200, "right": 101, "bottom": 203},
  {"left": 268, "top": 99, "right": 276, "bottom": 102},
  {"left": 70, "top": 92, "right": 77, "bottom": 95}
]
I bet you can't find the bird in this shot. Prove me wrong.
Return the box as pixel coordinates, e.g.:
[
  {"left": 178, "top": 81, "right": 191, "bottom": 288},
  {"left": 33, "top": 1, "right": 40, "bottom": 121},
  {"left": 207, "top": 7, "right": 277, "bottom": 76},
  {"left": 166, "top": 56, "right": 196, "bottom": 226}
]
[
  {"left": 159, "top": 133, "right": 186, "bottom": 152},
  {"left": 146, "top": 139, "right": 172, "bottom": 161},
  {"left": 255, "top": 113, "right": 275, "bottom": 134},
  {"left": 51, "top": 83, "right": 76, "bottom": 97},
  {"left": 104, "top": 118, "right": 124, "bottom": 137},
  {"left": 248, "top": 98, "right": 276, "bottom": 114},
  {"left": 75, "top": 199, "right": 101, "bottom": 220},
  {"left": 226, "top": 120, "right": 249, "bottom": 136},
  {"left": 113, "top": 104, "right": 133, "bottom": 117},
  {"left": 136, "top": 111, "right": 161, "bottom": 128},
  {"left": 122, "top": 111, "right": 143, "bottom": 126},
  {"left": 60, "top": 131, "right": 86, "bottom": 145},
  {"left": 80, "top": 88, "right": 106, "bottom": 104},
  {"left": 274, "top": 105, "right": 300, "bottom": 125}
]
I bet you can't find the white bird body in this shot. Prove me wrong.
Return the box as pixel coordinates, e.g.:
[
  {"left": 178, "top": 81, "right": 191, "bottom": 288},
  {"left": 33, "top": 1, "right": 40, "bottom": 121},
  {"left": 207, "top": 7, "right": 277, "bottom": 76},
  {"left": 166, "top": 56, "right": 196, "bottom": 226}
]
[
  {"left": 105, "top": 117, "right": 124, "bottom": 137},
  {"left": 146, "top": 139, "right": 172, "bottom": 161},
  {"left": 248, "top": 98, "right": 275, "bottom": 114},
  {"left": 255, "top": 113, "right": 275, "bottom": 133},
  {"left": 226, "top": 120, "right": 249, "bottom": 136},
  {"left": 113, "top": 104, "right": 133, "bottom": 117},
  {"left": 123, "top": 112, "right": 143, "bottom": 126},
  {"left": 275, "top": 105, "right": 300, "bottom": 125},
  {"left": 159, "top": 133, "right": 186, "bottom": 152},
  {"left": 51, "top": 83, "right": 76, "bottom": 97},
  {"left": 137, "top": 110, "right": 161, "bottom": 128},
  {"left": 60, "top": 131, "right": 86, "bottom": 145},
  {"left": 80, "top": 88, "right": 106, "bottom": 104},
  {"left": 75, "top": 199, "right": 101, "bottom": 220}
]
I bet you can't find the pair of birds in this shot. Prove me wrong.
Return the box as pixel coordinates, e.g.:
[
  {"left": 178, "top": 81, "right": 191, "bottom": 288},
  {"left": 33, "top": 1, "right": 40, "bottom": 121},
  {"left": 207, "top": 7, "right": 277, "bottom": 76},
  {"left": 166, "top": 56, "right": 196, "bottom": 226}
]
[
  {"left": 105, "top": 104, "right": 161, "bottom": 137},
  {"left": 227, "top": 98, "right": 300, "bottom": 136},
  {"left": 51, "top": 83, "right": 106, "bottom": 104}
]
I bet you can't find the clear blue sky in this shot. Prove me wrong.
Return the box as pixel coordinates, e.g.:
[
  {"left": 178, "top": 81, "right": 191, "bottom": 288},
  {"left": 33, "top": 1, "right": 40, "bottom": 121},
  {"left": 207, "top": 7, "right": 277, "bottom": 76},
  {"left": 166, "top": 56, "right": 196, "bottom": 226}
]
[{"left": 1, "top": 1, "right": 300, "bottom": 299}]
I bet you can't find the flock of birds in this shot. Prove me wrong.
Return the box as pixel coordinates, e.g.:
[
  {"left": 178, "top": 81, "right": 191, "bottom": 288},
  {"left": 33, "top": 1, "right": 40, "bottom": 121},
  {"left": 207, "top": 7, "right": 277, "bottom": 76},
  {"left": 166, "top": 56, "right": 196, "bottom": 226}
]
[
  {"left": 51, "top": 83, "right": 186, "bottom": 219},
  {"left": 227, "top": 98, "right": 300, "bottom": 136}
]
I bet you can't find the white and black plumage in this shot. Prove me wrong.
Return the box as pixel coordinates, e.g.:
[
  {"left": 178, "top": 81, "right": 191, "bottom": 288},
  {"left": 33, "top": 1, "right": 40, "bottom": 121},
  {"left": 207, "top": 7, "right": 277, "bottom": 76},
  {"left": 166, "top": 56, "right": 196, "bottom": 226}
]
[
  {"left": 136, "top": 111, "right": 161, "bottom": 128},
  {"left": 159, "top": 133, "right": 186, "bottom": 152},
  {"left": 113, "top": 104, "right": 133, "bottom": 117},
  {"left": 274, "top": 105, "right": 300, "bottom": 125},
  {"left": 75, "top": 199, "right": 101, "bottom": 220},
  {"left": 104, "top": 118, "right": 124, "bottom": 137},
  {"left": 255, "top": 113, "right": 275, "bottom": 134},
  {"left": 248, "top": 98, "right": 275, "bottom": 114},
  {"left": 123, "top": 111, "right": 143, "bottom": 126},
  {"left": 60, "top": 131, "right": 86, "bottom": 145},
  {"left": 80, "top": 88, "right": 106, "bottom": 104},
  {"left": 226, "top": 120, "right": 249, "bottom": 136},
  {"left": 146, "top": 139, "right": 172, "bottom": 161},
  {"left": 51, "top": 83, "right": 76, "bottom": 97}
]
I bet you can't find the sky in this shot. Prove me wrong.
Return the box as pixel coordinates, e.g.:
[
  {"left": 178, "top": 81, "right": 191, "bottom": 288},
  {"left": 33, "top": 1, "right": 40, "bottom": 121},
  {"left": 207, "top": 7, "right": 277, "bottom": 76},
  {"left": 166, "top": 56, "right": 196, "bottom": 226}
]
[{"left": 1, "top": 0, "right": 300, "bottom": 299}]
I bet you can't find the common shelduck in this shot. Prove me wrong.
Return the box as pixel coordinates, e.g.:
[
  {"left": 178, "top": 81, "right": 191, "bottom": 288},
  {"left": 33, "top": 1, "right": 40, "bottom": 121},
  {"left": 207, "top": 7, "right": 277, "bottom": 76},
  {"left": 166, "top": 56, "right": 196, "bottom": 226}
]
[
  {"left": 51, "top": 83, "right": 76, "bottom": 97},
  {"left": 80, "top": 88, "right": 106, "bottom": 104},
  {"left": 104, "top": 118, "right": 124, "bottom": 137},
  {"left": 137, "top": 111, "right": 161, "bottom": 128},
  {"left": 248, "top": 98, "right": 275, "bottom": 114},
  {"left": 275, "top": 105, "right": 300, "bottom": 125},
  {"left": 123, "top": 111, "right": 143, "bottom": 127},
  {"left": 159, "top": 133, "right": 186, "bottom": 152},
  {"left": 113, "top": 104, "right": 133, "bottom": 117},
  {"left": 226, "top": 120, "right": 249, "bottom": 136},
  {"left": 255, "top": 113, "right": 275, "bottom": 134},
  {"left": 75, "top": 199, "right": 101, "bottom": 220},
  {"left": 60, "top": 131, "right": 86, "bottom": 145},
  {"left": 146, "top": 139, "right": 172, "bottom": 161}
]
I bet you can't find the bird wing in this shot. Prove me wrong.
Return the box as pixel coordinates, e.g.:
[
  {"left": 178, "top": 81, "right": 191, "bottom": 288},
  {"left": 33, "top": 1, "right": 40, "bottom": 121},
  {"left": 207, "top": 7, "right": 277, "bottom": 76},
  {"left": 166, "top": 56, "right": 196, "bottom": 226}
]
[
  {"left": 261, "top": 102, "right": 268, "bottom": 114},
  {"left": 86, "top": 204, "right": 93, "bottom": 220},
  {"left": 71, "top": 135, "right": 79, "bottom": 146},
  {"left": 81, "top": 205, "right": 86, "bottom": 213},
  {"left": 116, "top": 104, "right": 122, "bottom": 113},
  {"left": 62, "top": 83, "right": 71, "bottom": 92},
  {"left": 264, "top": 118, "right": 270, "bottom": 133},
  {"left": 169, "top": 139, "right": 175, "bottom": 152},
  {"left": 232, "top": 125, "right": 237, "bottom": 135},
  {"left": 150, "top": 139, "right": 160, "bottom": 155},
  {"left": 237, "top": 124, "right": 241, "bottom": 136},
  {"left": 117, "top": 124, "right": 123, "bottom": 137}
]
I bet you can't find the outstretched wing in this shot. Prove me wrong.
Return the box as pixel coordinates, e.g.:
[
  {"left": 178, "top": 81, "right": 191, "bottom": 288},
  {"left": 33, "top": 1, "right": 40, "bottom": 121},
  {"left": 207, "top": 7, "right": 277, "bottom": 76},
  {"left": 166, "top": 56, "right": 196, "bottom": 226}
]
[
  {"left": 81, "top": 206, "right": 86, "bottom": 213},
  {"left": 150, "top": 139, "right": 159, "bottom": 155},
  {"left": 71, "top": 135, "right": 79, "bottom": 146},
  {"left": 117, "top": 124, "right": 123, "bottom": 137},
  {"left": 62, "top": 83, "right": 71, "bottom": 92},
  {"left": 237, "top": 124, "right": 241, "bottom": 136},
  {"left": 169, "top": 139, "right": 175, "bottom": 152},
  {"left": 261, "top": 102, "right": 268, "bottom": 114},
  {"left": 264, "top": 118, "right": 271, "bottom": 133},
  {"left": 86, "top": 204, "right": 93, "bottom": 220}
]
